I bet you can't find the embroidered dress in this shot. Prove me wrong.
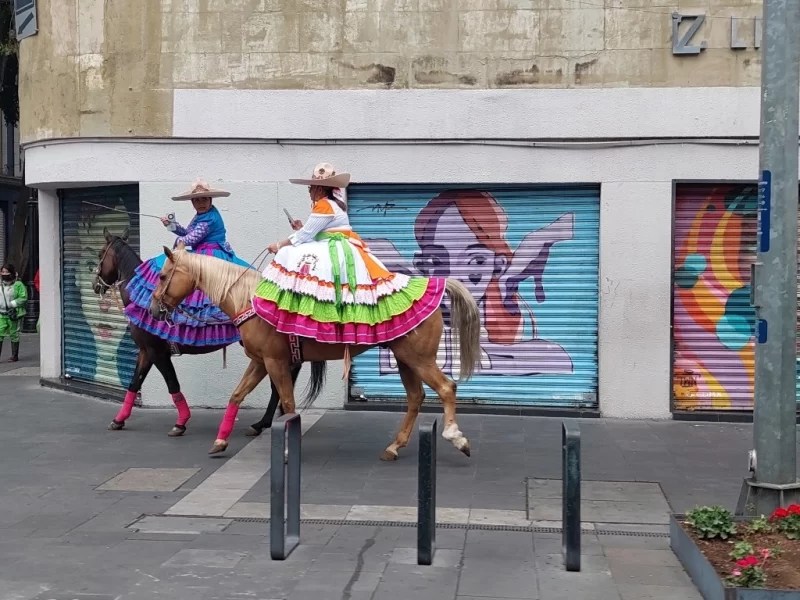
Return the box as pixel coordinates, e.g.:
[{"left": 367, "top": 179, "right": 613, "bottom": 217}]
[
  {"left": 125, "top": 206, "right": 253, "bottom": 346},
  {"left": 252, "top": 198, "right": 445, "bottom": 345}
]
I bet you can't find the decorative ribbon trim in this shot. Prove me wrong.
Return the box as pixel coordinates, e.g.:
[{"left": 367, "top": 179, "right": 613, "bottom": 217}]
[
  {"left": 233, "top": 307, "right": 257, "bottom": 328},
  {"left": 316, "top": 231, "right": 357, "bottom": 308},
  {"left": 288, "top": 334, "right": 302, "bottom": 365}
]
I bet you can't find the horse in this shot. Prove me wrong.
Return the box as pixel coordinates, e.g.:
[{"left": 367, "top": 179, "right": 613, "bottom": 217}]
[
  {"left": 149, "top": 242, "right": 482, "bottom": 460},
  {"left": 92, "top": 227, "right": 294, "bottom": 438}
]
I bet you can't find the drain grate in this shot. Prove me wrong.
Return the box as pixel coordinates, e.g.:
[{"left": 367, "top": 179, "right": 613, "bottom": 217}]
[{"left": 228, "top": 516, "right": 670, "bottom": 537}]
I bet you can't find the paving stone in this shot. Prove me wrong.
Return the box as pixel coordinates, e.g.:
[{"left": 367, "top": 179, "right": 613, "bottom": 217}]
[
  {"left": 161, "top": 548, "right": 247, "bottom": 569},
  {"left": 291, "top": 568, "right": 383, "bottom": 594},
  {"left": 96, "top": 468, "right": 201, "bottom": 492},
  {"left": 537, "top": 572, "right": 622, "bottom": 600},
  {"left": 604, "top": 547, "right": 682, "bottom": 568},
  {"left": 458, "top": 559, "right": 538, "bottom": 599},
  {"left": 617, "top": 584, "right": 703, "bottom": 600},
  {"left": 609, "top": 563, "right": 694, "bottom": 587},
  {"left": 129, "top": 516, "right": 232, "bottom": 535},
  {"left": 373, "top": 564, "right": 460, "bottom": 600},
  {"left": 537, "top": 552, "right": 611, "bottom": 575},
  {"left": 390, "top": 547, "right": 463, "bottom": 568}
]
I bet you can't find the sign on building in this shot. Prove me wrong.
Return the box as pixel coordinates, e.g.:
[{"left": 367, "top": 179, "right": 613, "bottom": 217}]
[
  {"left": 672, "top": 13, "right": 762, "bottom": 55},
  {"left": 14, "top": 0, "right": 37, "bottom": 40}
]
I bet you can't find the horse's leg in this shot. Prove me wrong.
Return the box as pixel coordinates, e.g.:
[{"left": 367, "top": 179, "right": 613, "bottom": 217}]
[
  {"left": 246, "top": 361, "right": 302, "bottom": 437},
  {"left": 209, "top": 358, "right": 268, "bottom": 455},
  {"left": 109, "top": 348, "right": 152, "bottom": 430},
  {"left": 411, "top": 361, "right": 471, "bottom": 457},
  {"left": 264, "top": 358, "right": 296, "bottom": 415},
  {"left": 380, "top": 360, "right": 425, "bottom": 461},
  {"left": 150, "top": 348, "right": 191, "bottom": 437}
]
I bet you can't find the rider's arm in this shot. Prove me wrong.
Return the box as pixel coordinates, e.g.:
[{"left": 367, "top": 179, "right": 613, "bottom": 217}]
[
  {"left": 175, "top": 222, "right": 210, "bottom": 248},
  {"left": 288, "top": 200, "right": 335, "bottom": 246}
]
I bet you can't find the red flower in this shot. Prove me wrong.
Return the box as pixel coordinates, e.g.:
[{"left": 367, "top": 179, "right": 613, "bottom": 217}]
[
  {"left": 771, "top": 507, "right": 790, "bottom": 520},
  {"left": 788, "top": 504, "right": 800, "bottom": 515},
  {"left": 736, "top": 556, "right": 759, "bottom": 567}
]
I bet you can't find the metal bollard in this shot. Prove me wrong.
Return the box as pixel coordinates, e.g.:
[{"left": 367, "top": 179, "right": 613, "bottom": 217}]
[
  {"left": 417, "top": 419, "right": 437, "bottom": 566},
  {"left": 270, "top": 413, "right": 301, "bottom": 560},
  {"left": 562, "top": 420, "right": 581, "bottom": 572}
]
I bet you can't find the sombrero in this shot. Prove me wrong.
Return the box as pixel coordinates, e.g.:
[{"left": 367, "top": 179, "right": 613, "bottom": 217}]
[
  {"left": 171, "top": 178, "right": 231, "bottom": 201},
  {"left": 289, "top": 163, "right": 350, "bottom": 188}
]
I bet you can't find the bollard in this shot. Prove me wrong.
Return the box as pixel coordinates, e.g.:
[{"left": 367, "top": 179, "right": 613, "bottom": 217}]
[
  {"left": 270, "top": 413, "right": 301, "bottom": 560},
  {"left": 417, "top": 419, "right": 437, "bottom": 566},
  {"left": 562, "top": 420, "right": 581, "bottom": 572}
]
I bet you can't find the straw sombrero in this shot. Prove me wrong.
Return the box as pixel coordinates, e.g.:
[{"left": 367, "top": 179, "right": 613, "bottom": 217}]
[
  {"left": 171, "top": 178, "right": 231, "bottom": 201},
  {"left": 289, "top": 163, "right": 350, "bottom": 188}
]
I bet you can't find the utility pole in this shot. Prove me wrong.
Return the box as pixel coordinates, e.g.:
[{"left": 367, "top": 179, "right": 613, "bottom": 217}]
[{"left": 746, "top": 0, "right": 800, "bottom": 515}]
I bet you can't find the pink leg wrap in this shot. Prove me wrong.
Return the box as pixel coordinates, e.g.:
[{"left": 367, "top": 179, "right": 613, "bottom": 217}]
[
  {"left": 114, "top": 391, "right": 137, "bottom": 423},
  {"left": 171, "top": 392, "right": 191, "bottom": 426},
  {"left": 217, "top": 404, "right": 239, "bottom": 440}
]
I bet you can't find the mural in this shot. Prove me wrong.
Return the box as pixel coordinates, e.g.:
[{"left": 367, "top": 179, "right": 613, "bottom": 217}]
[
  {"left": 62, "top": 196, "right": 137, "bottom": 387},
  {"left": 348, "top": 186, "right": 600, "bottom": 406},
  {"left": 672, "top": 184, "right": 800, "bottom": 410}
]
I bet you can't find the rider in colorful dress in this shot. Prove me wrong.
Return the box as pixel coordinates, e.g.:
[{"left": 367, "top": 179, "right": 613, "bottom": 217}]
[
  {"left": 252, "top": 163, "right": 446, "bottom": 353},
  {"left": 124, "top": 178, "right": 253, "bottom": 348}
]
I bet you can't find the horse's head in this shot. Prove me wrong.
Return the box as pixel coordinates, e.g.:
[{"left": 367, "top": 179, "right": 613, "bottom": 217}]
[
  {"left": 150, "top": 242, "right": 194, "bottom": 322},
  {"left": 93, "top": 226, "right": 130, "bottom": 295}
]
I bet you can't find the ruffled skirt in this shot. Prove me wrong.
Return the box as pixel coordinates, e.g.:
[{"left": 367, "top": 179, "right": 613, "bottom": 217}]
[
  {"left": 124, "top": 245, "right": 253, "bottom": 346},
  {"left": 252, "top": 233, "right": 445, "bottom": 345}
]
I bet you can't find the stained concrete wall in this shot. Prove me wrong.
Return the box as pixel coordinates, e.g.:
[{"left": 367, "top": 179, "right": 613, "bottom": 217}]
[{"left": 19, "top": 0, "right": 764, "bottom": 144}]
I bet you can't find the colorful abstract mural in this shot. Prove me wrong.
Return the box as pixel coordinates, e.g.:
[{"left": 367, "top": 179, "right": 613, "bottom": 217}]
[
  {"left": 347, "top": 185, "right": 600, "bottom": 407},
  {"left": 672, "top": 184, "right": 800, "bottom": 410}
]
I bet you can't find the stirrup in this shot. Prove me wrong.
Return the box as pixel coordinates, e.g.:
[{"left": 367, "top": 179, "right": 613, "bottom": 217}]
[{"left": 169, "top": 342, "right": 182, "bottom": 357}]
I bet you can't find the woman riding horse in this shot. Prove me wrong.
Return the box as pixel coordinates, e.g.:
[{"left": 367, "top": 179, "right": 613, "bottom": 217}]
[{"left": 111, "top": 178, "right": 253, "bottom": 430}]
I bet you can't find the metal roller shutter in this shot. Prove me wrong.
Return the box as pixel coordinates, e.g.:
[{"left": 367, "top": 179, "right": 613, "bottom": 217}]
[
  {"left": 346, "top": 184, "right": 600, "bottom": 408},
  {"left": 61, "top": 186, "right": 140, "bottom": 389},
  {"left": 672, "top": 183, "right": 800, "bottom": 411}
]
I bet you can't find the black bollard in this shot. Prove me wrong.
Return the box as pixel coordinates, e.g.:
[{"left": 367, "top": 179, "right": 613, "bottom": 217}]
[
  {"left": 270, "top": 413, "right": 301, "bottom": 560},
  {"left": 417, "top": 419, "right": 437, "bottom": 566},
  {"left": 562, "top": 420, "right": 581, "bottom": 571}
]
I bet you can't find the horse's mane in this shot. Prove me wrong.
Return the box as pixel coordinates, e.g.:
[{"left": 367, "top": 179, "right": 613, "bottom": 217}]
[
  {"left": 111, "top": 237, "right": 143, "bottom": 277},
  {"left": 177, "top": 250, "right": 262, "bottom": 311}
]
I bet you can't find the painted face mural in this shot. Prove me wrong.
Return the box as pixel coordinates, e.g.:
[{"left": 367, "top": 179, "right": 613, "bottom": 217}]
[
  {"left": 352, "top": 187, "right": 599, "bottom": 405},
  {"left": 672, "top": 185, "right": 800, "bottom": 410},
  {"left": 63, "top": 201, "right": 135, "bottom": 386}
]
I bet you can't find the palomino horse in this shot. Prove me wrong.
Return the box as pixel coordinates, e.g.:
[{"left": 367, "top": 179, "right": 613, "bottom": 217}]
[
  {"left": 150, "top": 243, "right": 482, "bottom": 460},
  {"left": 93, "top": 228, "right": 292, "bottom": 437}
]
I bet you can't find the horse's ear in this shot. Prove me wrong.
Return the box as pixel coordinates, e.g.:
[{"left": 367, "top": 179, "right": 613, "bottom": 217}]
[
  {"left": 120, "top": 227, "right": 129, "bottom": 242},
  {"left": 103, "top": 227, "right": 112, "bottom": 242},
  {"left": 163, "top": 246, "right": 173, "bottom": 260}
]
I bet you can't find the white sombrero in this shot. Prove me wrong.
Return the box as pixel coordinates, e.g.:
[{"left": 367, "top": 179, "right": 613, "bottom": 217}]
[
  {"left": 171, "top": 178, "right": 231, "bottom": 201},
  {"left": 289, "top": 163, "right": 350, "bottom": 188}
]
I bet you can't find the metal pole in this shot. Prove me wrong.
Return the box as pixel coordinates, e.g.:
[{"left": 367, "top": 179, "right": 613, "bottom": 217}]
[
  {"left": 750, "top": 0, "right": 800, "bottom": 515},
  {"left": 22, "top": 187, "right": 38, "bottom": 333}
]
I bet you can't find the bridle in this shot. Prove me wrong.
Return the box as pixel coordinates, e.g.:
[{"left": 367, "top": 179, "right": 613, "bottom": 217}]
[{"left": 94, "top": 238, "right": 128, "bottom": 312}]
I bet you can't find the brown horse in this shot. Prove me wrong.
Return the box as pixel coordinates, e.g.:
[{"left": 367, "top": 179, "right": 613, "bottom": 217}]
[{"left": 149, "top": 243, "right": 482, "bottom": 460}]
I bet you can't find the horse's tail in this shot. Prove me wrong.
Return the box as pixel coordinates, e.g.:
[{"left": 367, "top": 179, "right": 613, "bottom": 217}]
[
  {"left": 298, "top": 361, "right": 327, "bottom": 409},
  {"left": 445, "top": 278, "right": 481, "bottom": 382}
]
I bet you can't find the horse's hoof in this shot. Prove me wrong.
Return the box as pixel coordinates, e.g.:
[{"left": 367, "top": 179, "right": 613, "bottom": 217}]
[
  {"left": 460, "top": 443, "right": 471, "bottom": 458},
  {"left": 108, "top": 420, "right": 125, "bottom": 431},
  {"left": 246, "top": 426, "right": 263, "bottom": 437},
  {"left": 168, "top": 425, "right": 186, "bottom": 437},
  {"left": 208, "top": 439, "right": 228, "bottom": 455},
  {"left": 379, "top": 449, "right": 398, "bottom": 462}
]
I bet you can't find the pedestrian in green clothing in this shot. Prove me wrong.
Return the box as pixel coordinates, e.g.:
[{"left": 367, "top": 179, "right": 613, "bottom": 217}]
[{"left": 0, "top": 264, "right": 27, "bottom": 362}]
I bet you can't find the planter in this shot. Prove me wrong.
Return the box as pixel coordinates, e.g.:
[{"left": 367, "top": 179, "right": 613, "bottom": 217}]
[{"left": 671, "top": 514, "right": 800, "bottom": 599}]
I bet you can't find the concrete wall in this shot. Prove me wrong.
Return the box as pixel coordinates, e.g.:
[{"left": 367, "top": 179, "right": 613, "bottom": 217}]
[{"left": 19, "top": 0, "right": 764, "bottom": 143}]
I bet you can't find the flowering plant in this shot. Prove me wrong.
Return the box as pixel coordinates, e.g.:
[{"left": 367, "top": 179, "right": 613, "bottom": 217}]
[
  {"left": 769, "top": 504, "right": 800, "bottom": 540},
  {"left": 686, "top": 505, "right": 737, "bottom": 540},
  {"left": 725, "top": 549, "right": 770, "bottom": 588}
]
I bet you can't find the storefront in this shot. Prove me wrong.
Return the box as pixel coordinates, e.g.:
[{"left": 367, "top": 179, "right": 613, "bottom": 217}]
[
  {"left": 671, "top": 182, "right": 800, "bottom": 412},
  {"left": 347, "top": 183, "right": 600, "bottom": 409},
  {"left": 60, "top": 185, "right": 140, "bottom": 390}
]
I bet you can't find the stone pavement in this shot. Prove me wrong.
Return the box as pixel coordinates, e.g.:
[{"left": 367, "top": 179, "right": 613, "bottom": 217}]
[
  {"left": 0, "top": 331, "right": 39, "bottom": 375},
  {"left": 0, "top": 374, "right": 779, "bottom": 600}
]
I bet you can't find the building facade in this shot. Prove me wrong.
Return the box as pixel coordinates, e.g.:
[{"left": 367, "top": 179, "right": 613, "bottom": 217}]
[{"left": 19, "top": 0, "right": 789, "bottom": 419}]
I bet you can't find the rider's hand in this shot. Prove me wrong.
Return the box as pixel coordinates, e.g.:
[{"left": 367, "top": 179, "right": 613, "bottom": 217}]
[
  {"left": 268, "top": 242, "right": 279, "bottom": 254},
  {"left": 160, "top": 216, "right": 171, "bottom": 226},
  {"left": 291, "top": 219, "right": 303, "bottom": 231}
]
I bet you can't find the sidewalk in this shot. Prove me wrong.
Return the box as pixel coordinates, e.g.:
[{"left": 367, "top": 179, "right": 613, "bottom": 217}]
[{"left": 0, "top": 374, "right": 769, "bottom": 600}]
